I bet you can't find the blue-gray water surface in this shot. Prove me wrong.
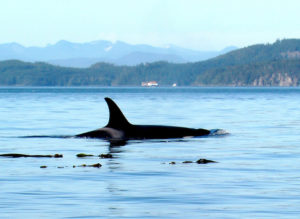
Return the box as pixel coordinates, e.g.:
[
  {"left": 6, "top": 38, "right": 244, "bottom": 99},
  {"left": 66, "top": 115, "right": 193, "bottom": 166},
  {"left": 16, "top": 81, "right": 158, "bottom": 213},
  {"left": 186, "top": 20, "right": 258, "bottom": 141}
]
[{"left": 0, "top": 87, "right": 300, "bottom": 218}]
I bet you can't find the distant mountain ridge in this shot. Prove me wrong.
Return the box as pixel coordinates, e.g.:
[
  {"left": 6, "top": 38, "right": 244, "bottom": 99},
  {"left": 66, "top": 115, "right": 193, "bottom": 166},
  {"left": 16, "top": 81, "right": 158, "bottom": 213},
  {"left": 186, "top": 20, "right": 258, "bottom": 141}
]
[
  {"left": 0, "top": 40, "right": 237, "bottom": 67},
  {"left": 0, "top": 39, "right": 299, "bottom": 86}
]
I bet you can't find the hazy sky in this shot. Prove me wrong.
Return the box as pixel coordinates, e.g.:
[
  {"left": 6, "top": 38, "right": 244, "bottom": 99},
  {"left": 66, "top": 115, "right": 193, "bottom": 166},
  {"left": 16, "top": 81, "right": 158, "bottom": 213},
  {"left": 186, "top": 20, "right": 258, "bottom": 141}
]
[{"left": 0, "top": 0, "right": 299, "bottom": 50}]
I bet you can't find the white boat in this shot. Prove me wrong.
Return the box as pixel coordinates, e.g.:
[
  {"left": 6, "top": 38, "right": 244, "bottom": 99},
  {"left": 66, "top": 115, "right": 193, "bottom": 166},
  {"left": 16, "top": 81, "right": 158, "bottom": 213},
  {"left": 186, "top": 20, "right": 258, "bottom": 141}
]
[{"left": 141, "top": 81, "right": 158, "bottom": 87}]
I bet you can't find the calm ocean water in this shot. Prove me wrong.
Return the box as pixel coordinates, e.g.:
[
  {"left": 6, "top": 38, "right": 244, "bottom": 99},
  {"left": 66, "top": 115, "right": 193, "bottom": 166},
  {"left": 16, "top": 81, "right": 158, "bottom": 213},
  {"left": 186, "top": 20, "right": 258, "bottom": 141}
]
[{"left": 0, "top": 87, "right": 300, "bottom": 218}]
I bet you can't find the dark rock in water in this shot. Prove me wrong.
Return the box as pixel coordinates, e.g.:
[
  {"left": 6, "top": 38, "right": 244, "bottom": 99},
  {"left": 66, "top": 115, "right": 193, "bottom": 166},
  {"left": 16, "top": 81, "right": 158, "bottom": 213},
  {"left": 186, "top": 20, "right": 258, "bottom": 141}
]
[
  {"left": 76, "top": 153, "right": 94, "bottom": 158},
  {"left": 0, "top": 153, "right": 63, "bottom": 158},
  {"left": 169, "top": 161, "right": 176, "bottom": 165},
  {"left": 196, "top": 159, "right": 216, "bottom": 164},
  {"left": 99, "top": 153, "right": 113, "bottom": 158},
  {"left": 182, "top": 161, "right": 194, "bottom": 164},
  {"left": 40, "top": 165, "right": 47, "bottom": 168}
]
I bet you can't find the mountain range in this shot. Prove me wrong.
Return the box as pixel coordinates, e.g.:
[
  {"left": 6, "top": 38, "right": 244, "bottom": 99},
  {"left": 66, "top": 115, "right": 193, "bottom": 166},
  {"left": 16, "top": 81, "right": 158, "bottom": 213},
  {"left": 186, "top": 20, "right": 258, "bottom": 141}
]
[
  {"left": 0, "top": 40, "right": 237, "bottom": 67},
  {"left": 0, "top": 39, "right": 299, "bottom": 87}
]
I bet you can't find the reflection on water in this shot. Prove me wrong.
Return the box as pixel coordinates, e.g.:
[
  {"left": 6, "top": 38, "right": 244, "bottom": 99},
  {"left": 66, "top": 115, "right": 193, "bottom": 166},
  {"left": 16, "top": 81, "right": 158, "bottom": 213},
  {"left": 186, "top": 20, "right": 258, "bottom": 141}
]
[{"left": 109, "top": 139, "right": 128, "bottom": 147}]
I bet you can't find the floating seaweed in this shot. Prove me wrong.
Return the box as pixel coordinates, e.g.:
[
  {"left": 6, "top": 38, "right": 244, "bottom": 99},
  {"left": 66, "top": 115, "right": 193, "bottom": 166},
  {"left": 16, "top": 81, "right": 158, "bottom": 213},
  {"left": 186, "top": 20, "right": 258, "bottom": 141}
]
[
  {"left": 196, "top": 159, "right": 217, "bottom": 164},
  {"left": 99, "top": 153, "right": 113, "bottom": 158},
  {"left": 76, "top": 153, "right": 94, "bottom": 158},
  {"left": 76, "top": 153, "right": 113, "bottom": 158},
  {"left": 73, "top": 163, "right": 102, "bottom": 168},
  {"left": 166, "top": 158, "right": 217, "bottom": 165},
  {"left": 182, "top": 161, "right": 193, "bottom": 164},
  {"left": 0, "top": 153, "right": 63, "bottom": 158}
]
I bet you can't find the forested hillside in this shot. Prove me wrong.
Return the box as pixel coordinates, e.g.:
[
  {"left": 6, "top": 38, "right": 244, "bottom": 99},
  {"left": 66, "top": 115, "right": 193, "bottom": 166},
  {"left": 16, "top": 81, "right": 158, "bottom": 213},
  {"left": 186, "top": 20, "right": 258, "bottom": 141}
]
[{"left": 0, "top": 39, "right": 300, "bottom": 86}]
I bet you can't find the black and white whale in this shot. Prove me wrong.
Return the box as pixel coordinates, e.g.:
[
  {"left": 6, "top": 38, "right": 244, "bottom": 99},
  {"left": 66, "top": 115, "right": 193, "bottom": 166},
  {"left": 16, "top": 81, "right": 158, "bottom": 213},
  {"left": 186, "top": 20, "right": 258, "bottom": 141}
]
[{"left": 76, "top": 97, "right": 212, "bottom": 140}]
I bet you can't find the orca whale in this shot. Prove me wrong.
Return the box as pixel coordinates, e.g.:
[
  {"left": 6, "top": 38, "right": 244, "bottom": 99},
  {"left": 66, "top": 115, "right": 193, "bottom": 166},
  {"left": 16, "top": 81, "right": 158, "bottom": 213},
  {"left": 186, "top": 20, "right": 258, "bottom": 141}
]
[{"left": 76, "top": 97, "right": 211, "bottom": 140}]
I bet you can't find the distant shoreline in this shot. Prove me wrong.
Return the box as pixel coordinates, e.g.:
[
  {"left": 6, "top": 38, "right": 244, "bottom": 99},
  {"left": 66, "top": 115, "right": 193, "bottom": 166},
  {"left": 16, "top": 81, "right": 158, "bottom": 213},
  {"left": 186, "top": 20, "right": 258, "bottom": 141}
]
[
  {"left": 1, "top": 39, "right": 300, "bottom": 87},
  {"left": 1, "top": 86, "right": 300, "bottom": 88}
]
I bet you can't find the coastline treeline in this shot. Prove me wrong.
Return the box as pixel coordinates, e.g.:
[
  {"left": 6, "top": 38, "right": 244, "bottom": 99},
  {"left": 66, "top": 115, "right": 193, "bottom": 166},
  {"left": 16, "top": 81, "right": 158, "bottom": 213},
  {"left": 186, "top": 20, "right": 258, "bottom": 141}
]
[{"left": 1, "top": 39, "right": 300, "bottom": 86}]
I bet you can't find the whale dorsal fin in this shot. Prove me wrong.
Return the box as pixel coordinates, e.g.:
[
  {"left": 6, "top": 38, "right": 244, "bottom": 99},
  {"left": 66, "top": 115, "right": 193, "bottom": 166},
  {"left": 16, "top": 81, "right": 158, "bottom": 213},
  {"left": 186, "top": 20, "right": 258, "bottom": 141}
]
[{"left": 105, "top": 97, "right": 131, "bottom": 129}]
